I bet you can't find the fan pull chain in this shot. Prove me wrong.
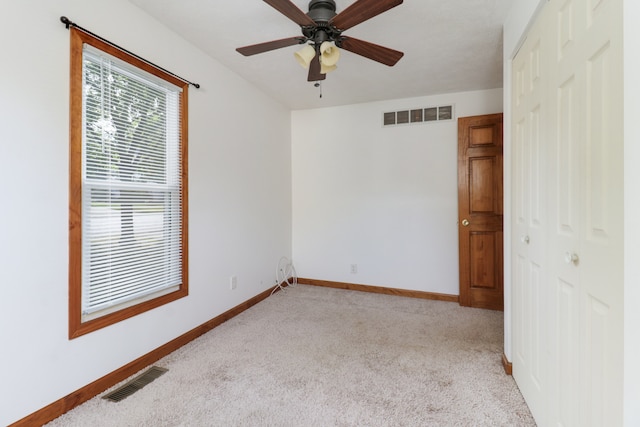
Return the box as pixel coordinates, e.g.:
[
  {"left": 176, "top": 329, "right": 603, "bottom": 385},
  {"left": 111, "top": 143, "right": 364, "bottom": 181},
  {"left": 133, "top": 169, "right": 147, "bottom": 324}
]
[{"left": 314, "top": 81, "right": 323, "bottom": 98}]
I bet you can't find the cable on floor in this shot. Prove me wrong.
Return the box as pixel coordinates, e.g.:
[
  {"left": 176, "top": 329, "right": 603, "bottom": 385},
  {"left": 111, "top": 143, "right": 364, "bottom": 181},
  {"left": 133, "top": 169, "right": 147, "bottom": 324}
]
[{"left": 271, "top": 256, "right": 297, "bottom": 295}]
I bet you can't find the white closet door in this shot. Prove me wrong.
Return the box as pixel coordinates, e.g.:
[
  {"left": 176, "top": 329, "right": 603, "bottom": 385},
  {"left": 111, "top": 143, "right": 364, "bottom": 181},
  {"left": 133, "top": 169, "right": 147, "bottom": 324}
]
[
  {"left": 511, "top": 6, "right": 550, "bottom": 424},
  {"left": 511, "top": 0, "right": 623, "bottom": 425},
  {"left": 547, "top": 0, "right": 624, "bottom": 425}
]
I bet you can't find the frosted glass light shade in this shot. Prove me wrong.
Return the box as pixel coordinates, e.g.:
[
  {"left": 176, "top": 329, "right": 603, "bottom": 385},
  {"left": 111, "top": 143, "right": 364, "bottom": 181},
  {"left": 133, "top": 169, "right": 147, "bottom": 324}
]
[
  {"left": 320, "top": 62, "right": 337, "bottom": 74},
  {"left": 294, "top": 45, "right": 316, "bottom": 69},
  {"left": 319, "top": 41, "right": 340, "bottom": 66}
]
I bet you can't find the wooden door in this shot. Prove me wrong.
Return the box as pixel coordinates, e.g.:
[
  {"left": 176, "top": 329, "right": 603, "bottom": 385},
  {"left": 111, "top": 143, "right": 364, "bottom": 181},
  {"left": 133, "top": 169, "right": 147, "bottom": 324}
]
[{"left": 458, "top": 113, "right": 503, "bottom": 310}]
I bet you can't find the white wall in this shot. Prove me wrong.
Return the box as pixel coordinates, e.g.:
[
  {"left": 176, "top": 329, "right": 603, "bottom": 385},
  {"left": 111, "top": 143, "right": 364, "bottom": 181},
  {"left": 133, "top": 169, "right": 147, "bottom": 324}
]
[
  {"left": 292, "top": 89, "right": 502, "bottom": 295},
  {"left": 0, "top": 0, "right": 291, "bottom": 425},
  {"left": 623, "top": 0, "right": 640, "bottom": 424},
  {"left": 502, "top": 0, "right": 546, "bottom": 363}
]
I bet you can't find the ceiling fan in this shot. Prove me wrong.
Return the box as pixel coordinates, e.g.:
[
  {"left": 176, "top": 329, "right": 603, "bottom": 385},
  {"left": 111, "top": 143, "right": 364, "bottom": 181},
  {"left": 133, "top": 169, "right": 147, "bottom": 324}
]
[{"left": 236, "top": 0, "right": 404, "bottom": 82}]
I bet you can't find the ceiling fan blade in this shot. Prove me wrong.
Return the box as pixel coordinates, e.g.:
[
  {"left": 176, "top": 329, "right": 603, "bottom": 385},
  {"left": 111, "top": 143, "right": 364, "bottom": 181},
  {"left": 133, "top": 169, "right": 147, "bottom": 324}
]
[
  {"left": 330, "top": 0, "right": 403, "bottom": 31},
  {"left": 308, "top": 55, "right": 326, "bottom": 82},
  {"left": 338, "top": 36, "right": 404, "bottom": 66},
  {"left": 237, "top": 37, "right": 306, "bottom": 56},
  {"left": 263, "top": 0, "right": 317, "bottom": 27}
]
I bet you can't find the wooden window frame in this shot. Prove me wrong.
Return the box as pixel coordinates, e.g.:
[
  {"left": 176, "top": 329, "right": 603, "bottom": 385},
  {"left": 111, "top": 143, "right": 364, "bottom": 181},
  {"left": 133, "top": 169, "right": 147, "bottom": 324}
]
[{"left": 68, "top": 28, "right": 189, "bottom": 339}]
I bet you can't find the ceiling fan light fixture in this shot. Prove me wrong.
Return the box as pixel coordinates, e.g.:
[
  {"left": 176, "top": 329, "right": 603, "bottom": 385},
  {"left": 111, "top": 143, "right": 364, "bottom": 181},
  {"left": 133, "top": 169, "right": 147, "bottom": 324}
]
[
  {"left": 237, "top": 0, "right": 405, "bottom": 82},
  {"left": 319, "top": 41, "right": 340, "bottom": 67},
  {"left": 294, "top": 44, "right": 316, "bottom": 69}
]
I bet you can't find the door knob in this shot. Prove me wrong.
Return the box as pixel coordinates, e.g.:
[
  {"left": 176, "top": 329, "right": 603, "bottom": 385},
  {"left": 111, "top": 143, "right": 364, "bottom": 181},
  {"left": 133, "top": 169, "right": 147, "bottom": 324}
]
[
  {"left": 521, "top": 235, "right": 530, "bottom": 244},
  {"left": 462, "top": 219, "right": 470, "bottom": 227},
  {"left": 564, "top": 252, "right": 579, "bottom": 265}
]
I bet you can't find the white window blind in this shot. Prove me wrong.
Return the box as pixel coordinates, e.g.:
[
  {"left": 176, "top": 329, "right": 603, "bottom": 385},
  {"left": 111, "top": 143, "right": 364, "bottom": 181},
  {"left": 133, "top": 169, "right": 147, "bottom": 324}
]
[{"left": 81, "top": 45, "right": 183, "bottom": 318}]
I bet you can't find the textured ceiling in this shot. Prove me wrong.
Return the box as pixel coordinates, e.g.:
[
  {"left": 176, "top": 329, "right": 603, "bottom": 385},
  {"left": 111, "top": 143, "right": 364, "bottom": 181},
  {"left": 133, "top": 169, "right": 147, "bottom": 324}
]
[{"left": 130, "top": 0, "right": 511, "bottom": 110}]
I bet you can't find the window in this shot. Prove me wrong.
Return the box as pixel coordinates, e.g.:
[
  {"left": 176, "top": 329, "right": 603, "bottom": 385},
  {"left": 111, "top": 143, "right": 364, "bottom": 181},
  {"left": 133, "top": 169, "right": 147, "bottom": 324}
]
[{"left": 69, "top": 28, "right": 188, "bottom": 338}]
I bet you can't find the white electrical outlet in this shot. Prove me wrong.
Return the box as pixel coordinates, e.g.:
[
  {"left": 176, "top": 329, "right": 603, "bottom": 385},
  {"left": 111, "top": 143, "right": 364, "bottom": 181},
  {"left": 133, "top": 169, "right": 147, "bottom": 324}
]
[
  {"left": 350, "top": 264, "right": 358, "bottom": 274},
  {"left": 230, "top": 275, "right": 237, "bottom": 290}
]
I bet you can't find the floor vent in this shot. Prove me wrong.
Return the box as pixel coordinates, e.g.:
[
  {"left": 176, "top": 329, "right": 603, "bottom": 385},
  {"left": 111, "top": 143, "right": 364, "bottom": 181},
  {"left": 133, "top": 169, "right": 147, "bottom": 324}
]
[{"left": 102, "top": 366, "right": 168, "bottom": 402}]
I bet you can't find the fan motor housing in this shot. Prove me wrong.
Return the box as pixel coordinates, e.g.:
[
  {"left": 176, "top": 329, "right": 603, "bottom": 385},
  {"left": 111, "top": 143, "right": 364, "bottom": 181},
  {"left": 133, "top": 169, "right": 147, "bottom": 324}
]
[{"left": 307, "top": 0, "right": 337, "bottom": 23}]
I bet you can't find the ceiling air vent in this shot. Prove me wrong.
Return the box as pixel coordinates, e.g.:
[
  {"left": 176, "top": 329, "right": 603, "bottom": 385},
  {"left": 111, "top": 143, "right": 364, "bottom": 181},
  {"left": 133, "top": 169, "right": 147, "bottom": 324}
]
[
  {"left": 383, "top": 105, "right": 455, "bottom": 127},
  {"left": 102, "top": 366, "right": 168, "bottom": 402}
]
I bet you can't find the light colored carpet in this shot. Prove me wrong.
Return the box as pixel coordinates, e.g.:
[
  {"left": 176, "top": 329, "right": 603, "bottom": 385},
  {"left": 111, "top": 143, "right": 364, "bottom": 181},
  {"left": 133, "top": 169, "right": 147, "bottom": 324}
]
[{"left": 47, "top": 285, "right": 535, "bottom": 426}]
